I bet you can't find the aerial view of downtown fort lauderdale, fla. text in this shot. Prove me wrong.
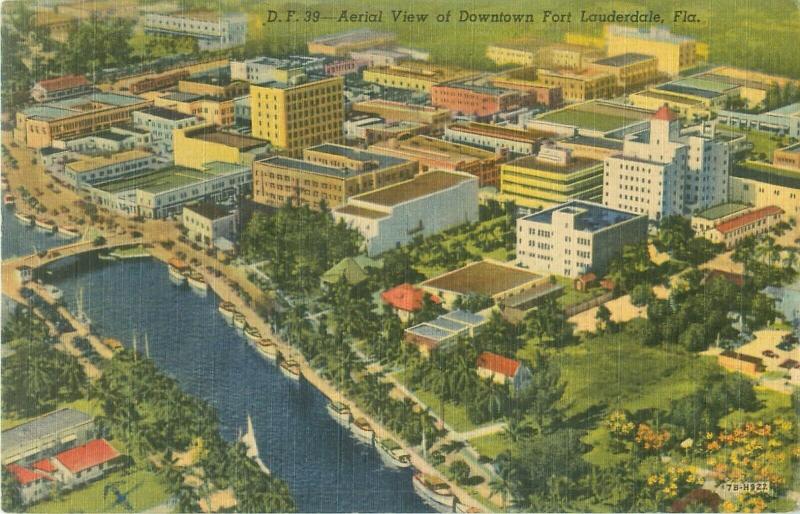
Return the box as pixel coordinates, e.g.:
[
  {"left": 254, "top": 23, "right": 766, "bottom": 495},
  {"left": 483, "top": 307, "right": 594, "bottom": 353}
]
[{"left": 0, "top": 0, "right": 798, "bottom": 513}]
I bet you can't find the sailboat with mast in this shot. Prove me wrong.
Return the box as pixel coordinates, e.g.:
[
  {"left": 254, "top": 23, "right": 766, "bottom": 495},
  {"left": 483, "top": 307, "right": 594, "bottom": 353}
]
[{"left": 240, "top": 414, "right": 270, "bottom": 475}]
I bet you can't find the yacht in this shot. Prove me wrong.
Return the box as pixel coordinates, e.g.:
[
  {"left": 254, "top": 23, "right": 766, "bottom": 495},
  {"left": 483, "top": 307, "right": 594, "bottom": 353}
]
[
  {"left": 240, "top": 414, "right": 270, "bottom": 475},
  {"left": 412, "top": 473, "right": 455, "bottom": 511},
  {"left": 233, "top": 313, "right": 247, "bottom": 330},
  {"left": 326, "top": 401, "right": 352, "bottom": 426},
  {"left": 35, "top": 218, "right": 56, "bottom": 232},
  {"left": 257, "top": 339, "right": 278, "bottom": 360},
  {"left": 14, "top": 212, "right": 33, "bottom": 225},
  {"left": 377, "top": 438, "right": 411, "bottom": 468},
  {"left": 244, "top": 326, "right": 261, "bottom": 343},
  {"left": 218, "top": 301, "right": 237, "bottom": 322},
  {"left": 3, "top": 194, "right": 15, "bottom": 207},
  {"left": 58, "top": 225, "right": 80, "bottom": 238},
  {"left": 351, "top": 417, "right": 375, "bottom": 445},
  {"left": 168, "top": 258, "right": 189, "bottom": 285},
  {"left": 279, "top": 359, "right": 301, "bottom": 381},
  {"left": 186, "top": 271, "right": 208, "bottom": 293}
]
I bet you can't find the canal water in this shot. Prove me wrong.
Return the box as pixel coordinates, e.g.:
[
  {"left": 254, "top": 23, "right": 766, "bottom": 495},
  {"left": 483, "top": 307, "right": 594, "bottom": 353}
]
[{"left": 2, "top": 211, "right": 432, "bottom": 513}]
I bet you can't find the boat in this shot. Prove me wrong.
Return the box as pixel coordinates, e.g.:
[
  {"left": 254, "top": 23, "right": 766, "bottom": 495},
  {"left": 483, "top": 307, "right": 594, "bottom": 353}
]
[
  {"left": 377, "top": 438, "right": 411, "bottom": 469},
  {"left": 244, "top": 326, "right": 261, "bottom": 342},
  {"left": 34, "top": 218, "right": 56, "bottom": 232},
  {"left": 14, "top": 212, "right": 33, "bottom": 225},
  {"left": 218, "top": 301, "right": 236, "bottom": 322},
  {"left": 187, "top": 271, "right": 208, "bottom": 292},
  {"left": 455, "top": 503, "right": 479, "bottom": 513},
  {"left": 233, "top": 313, "right": 247, "bottom": 330},
  {"left": 58, "top": 225, "right": 80, "bottom": 237},
  {"left": 412, "top": 473, "right": 455, "bottom": 511},
  {"left": 257, "top": 339, "right": 278, "bottom": 360},
  {"left": 43, "top": 284, "right": 63, "bottom": 301},
  {"left": 240, "top": 414, "right": 270, "bottom": 475},
  {"left": 279, "top": 360, "right": 301, "bottom": 381},
  {"left": 351, "top": 417, "right": 375, "bottom": 445},
  {"left": 168, "top": 258, "right": 189, "bottom": 285},
  {"left": 3, "top": 194, "right": 15, "bottom": 207},
  {"left": 97, "top": 251, "right": 116, "bottom": 261},
  {"left": 326, "top": 401, "right": 352, "bottom": 426}
]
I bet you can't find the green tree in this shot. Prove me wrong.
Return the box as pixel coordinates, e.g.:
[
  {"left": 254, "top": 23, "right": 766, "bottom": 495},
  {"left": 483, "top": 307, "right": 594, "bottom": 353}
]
[
  {"left": 448, "top": 459, "right": 471, "bottom": 485},
  {"left": 2, "top": 472, "right": 22, "bottom": 512}
]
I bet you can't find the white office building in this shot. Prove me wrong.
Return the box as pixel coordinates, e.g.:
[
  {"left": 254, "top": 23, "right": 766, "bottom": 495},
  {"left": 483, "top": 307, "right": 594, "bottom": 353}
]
[
  {"left": 133, "top": 107, "right": 200, "bottom": 157},
  {"left": 333, "top": 170, "right": 479, "bottom": 256},
  {"left": 603, "top": 105, "right": 729, "bottom": 221},
  {"left": 143, "top": 12, "right": 247, "bottom": 51},
  {"left": 516, "top": 200, "right": 648, "bottom": 277}
]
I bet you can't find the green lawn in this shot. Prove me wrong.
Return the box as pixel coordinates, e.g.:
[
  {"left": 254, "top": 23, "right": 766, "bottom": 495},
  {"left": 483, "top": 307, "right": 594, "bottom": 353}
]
[
  {"left": 553, "top": 276, "right": 605, "bottom": 309},
  {"left": 537, "top": 109, "right": 635, "bottom": 132},
  {"left": 412, "top": 386, "right": 478, "bottom": 433},
  {"left": 1, "top": 398, "right": 101, "bottom": 431},
  {"left": 468, "top": 432, "right": 510, "bottom": 460},
  {"left": 722, "top": 126, "right": 789, "bottom": 160},
  {"left": 29, "top": 467, "right": 168, "bottom": 513}
]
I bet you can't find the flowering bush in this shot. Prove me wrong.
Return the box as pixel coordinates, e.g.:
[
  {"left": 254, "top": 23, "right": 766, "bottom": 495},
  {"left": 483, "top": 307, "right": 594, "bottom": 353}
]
[{"left": 635, "top": 423, "right": 671, "bottom": 453}]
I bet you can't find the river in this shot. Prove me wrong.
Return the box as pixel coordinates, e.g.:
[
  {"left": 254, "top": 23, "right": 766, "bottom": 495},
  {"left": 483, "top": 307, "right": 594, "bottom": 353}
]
[{"left": 2, "top": 211, "right": 432, "bottom": 513}]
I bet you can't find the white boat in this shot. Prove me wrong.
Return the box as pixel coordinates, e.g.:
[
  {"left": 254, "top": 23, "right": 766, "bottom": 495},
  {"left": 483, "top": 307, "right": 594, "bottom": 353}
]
[
  {"left": 218, "top": 301, "right": 236, "bottom": 322},
  {"left": 187, "top": 271, "right": 208, "bottom": 292},
  {"left": 34, "top": 218, "right": 56, "bottom": 232},
  {"left": 413, "top": 473, "right": 455, "bottom": 511},
  {"left": 244, "top": 326, "right": 261, "bottom": 342},
  {"left": 168, "top": 258, "right": 188, "bottom": 285},
  {"left": 3, "top": 194, "right": 15, "bottom": 207},
  {"left": 257, "top": 339, "right": 278, "bottom": 360},
  {"left": 14, "top": 212, "right": 33, "bottom": 225},
  {"left": 280, "top": 360, "right": 301, "bottom": 381},
  {"left": 240, "top": 414, "right": 270, "bottom": 475},
  {"left": 58, "top": 225, "right": 80, "bottom": 238},
  {"left": 351, "top": 417, "right": 374, "bottom": 445},
  {"left": 326, "top": 401, "right": 351, "bottom": 426},
  {"left": 98, "top": 251, "right": 116, "bottom": 261},
  {"left": 43, "top": 284, "right": 63, "bottom": 301},
  {"left": 233, "top": 313, "right": 247, "bottom": 330},
  {"left": 377, "top": 438, "right": 411, "bottom": 469}
]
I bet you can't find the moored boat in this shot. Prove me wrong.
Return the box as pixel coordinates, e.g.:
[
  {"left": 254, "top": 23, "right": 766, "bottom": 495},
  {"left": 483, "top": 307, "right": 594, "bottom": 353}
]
[
  {"left": 218, "top": 301, "right": 236, "bottom": 322},
  {"left": 233, "top": 313, "right": 247, "bottom": 330},
  {"left": 257, "top": 339, "right": 278, "bottom": 360},
  {"left": 43, "top": 284, "right": 63, "bottom": 301},
  {"left": 351, "top": 417, "right": 374, "bottom": 445},
  {"left": 14, "top": 212, "right": 33, "bottom": 225},
  {"left": 58, "top": 225, "right": 80, "bottom": 237},
  {"left": 34, "top": 218, "right": 56, "bottom": 232},
  {"left": 244, "top": 326, "right": 261, "bottom": 342},
  {"left": 98, "top": 251, "right": 116, "bottom": 261},
  {"left": 187, "top": 271, "right": 208, "bottom": 292},
  {"left": 377, "top": 438, "right": 411, "bottom": 469},
  {"left": 326, "top": 401, "right": 351, "bottom": 426},
  {"left": 3, "top": 194, "right": 15, "bottom": 207},
  {"left": 412, "top": 473, "right": 455, "bottom": 511},
  {"left": 280, "top": 359, "right": 301, "bottom": 381},
  {"left": 168, "top": 258, "right": 188, "bottom": 285}
]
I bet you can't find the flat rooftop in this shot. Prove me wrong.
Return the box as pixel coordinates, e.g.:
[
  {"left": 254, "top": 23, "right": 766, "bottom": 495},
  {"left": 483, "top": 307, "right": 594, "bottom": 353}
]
[
  {"left": 2, "top": 408, "right": 92, "bottom": 451},
  {"left": 536, "top": 100, "right": 652, "bottom": 132},
  {"left": 732, "top": 162, "right": 800, "bottom": 190},
  {"left": 138, "top": 106, "right": 196, "bottom": 121},
  {"left": 307, "top": 143, "right": 408, "bottom": 168},
  {"left": 162, "top": 92, "right": 202, "bottom": 103},
  {"left": 655, "top": 78, "right": 737, "bottom": 99},
  {"left": 335, "top": 204, "right": 388, "bottom": 219},
  {"left": 592, "top": 53, "right": 655, "bottom": 67},
  {"left": 257, "top": 156, "right": 353, "bottom": 179},
  {"left": 310, "top": 28, "right": 395, "bottom": 47},
  {"left": 423, "top": 260, "right": 542, "bottom": 297},
  {"left": 694, "top": 203, "right": 750, "bottom": 220},
  {"left": 438, "top": 81, "right": 515, "bottom": 96},
  {"left": 351, "top": 170, "right": 473, "bottom": 207},
  {"left": 370, "top": 135, "right": 497, "bottom": 164},
  {"left": 186, "top": 127, "right": 266, "bottom": 150},
  {"left": 506, "top": 154, "right": 602, "bottom": 174},
  {"left": 778, "top": 142, "right": 800, "bottom": 154},
  {"left": 185, "top": 67, "right": 241, "bottom": 87},
  {"left": 366, "top": 62, "right": 476, "bottom": 83},
  {"left": 563, "top": 135, "right": 624, "bottom": 151},
  {"left": 609, "top": 25, "right": 694, "bottom": 44},
  {"left": 67, "top": 150, "right": 153, "bottom": 173},
  {"left": 95, "top": 162, "right": 244, "bottom": 194},
  {"left": 184, "top": 201, "right": 231, "bottom": 220},
  {"left": 22, "top": 92, "right": 147, "bottom": 120},
  {"left": 523, "top": 200, "right": 639, "bottom": 231},
  {"left": 354, "top": 99, "right": 449, "bottom": 115},
  {"left": 449, "top": 122, "right": 553, "bottom": 144},
  {"left": 632, "top": 89, "right": 705, "bottom": 106}
]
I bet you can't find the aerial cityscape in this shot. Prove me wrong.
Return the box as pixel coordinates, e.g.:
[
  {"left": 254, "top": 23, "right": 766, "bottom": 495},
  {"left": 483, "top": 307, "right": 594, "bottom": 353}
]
[{"left": 1, "top": 0, "right": 799, "bottom": 512}]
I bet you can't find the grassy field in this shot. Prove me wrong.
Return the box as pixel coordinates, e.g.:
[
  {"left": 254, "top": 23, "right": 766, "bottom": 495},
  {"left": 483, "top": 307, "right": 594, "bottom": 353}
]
[
  {"left": 29, "top": 468, "right": 168, "bottom": 513},
  {"left": 411, "top": 385, "right": 478, "bottom": 433},
  {"left": 468, "top": 432, "right": 509, "bottom": 459},
  {"left": 722, "top": 126, "right": 790, "bottom": 160},
  {"left": 553, "top": 275, "right": 605, "bottom": 309},
  {"left": 536, "top": 109, "right": 636, "bottom": 132},
  {"left": 1, "top": 398, "right": 101, "bottom": 431}
]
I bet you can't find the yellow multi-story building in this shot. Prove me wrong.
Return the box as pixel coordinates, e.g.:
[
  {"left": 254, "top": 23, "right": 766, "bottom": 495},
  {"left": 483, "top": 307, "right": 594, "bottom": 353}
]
[
  {"left": 563, "top": 32, "right": 605, "bottom": 49},
  {"left": 500, "top": 145, "right": 603, "bottom": 209},
  {"left": 729, "top": 161, "right": 800, "bottom": 218},
  {"left": 540, "top": 43, "right": 604, "bottom": 70},
  {"left": 536, "top": 68, "right": 616, "bottom": 102},
  {"left": 150, "top": 91, "right": 236, "bottom": 127},
  {"left": 628, "top": 89, "right": 709, "bottom": 120},
  {"left": 485, "top": 44, "right": 537, "bottom": 67},
  {"left": 586, "top": 53, "right": 659, "bottom": 93},
  {"left": 14, "top": 92, "right": 151, "bottom": 149},
  {"left": 362, "top": 62, "right": 479, "bottom": 93},
  {"left": 605, "top": 25, "right": 698, "bottom": 77},
  {"left": 307, "top": 29, "right": 396, "bottom": 57},
  {"left": 252, "top": 144, "right": 417, "bottom": 210},
  {"left": 250, "top": 76, "right": 344, "bottom": 157},
  {"left": 173, "top": 124, "right": 269, "bottom": 170}
]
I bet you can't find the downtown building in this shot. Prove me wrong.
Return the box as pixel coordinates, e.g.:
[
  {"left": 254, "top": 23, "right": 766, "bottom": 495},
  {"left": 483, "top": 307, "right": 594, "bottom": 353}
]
[
  {"left": 143, "top": 11, "right": 247, "bottom": 51},
  {"left": 603, "top": 105, "right": 729, "bottom": 221}
]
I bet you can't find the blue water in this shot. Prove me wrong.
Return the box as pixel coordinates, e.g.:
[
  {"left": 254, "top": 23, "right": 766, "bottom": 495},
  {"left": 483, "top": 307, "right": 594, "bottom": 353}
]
[
  {"left": 1, "top": 207, "right": 77, "bottom": 259},
  {"left": 3, "top": 211, "right": 431, "bottom": 513}
]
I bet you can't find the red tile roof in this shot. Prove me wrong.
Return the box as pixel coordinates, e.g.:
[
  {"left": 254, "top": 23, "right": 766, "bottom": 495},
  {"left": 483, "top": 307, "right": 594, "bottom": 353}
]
[
  {"left": 652, "top": 104, "right": 677, "bottom": 121},
  {"left": 476, "top": 351, "right": 520, "bottom": 378},
  {"left": 55, "top": 439, "right": 120, "bottom": 474},
  {"left": 381, "top": 283, "right": 440, "bottom": 312},
  {"left": 5, "top": 464, "right": 51, "bottom": 486},
  {"left": 35, "top": 75, "right": 90, "bottom": 92},
  {"left": 32, "top": 459, "right": 56, "bottom": 474},
  {"left": 714, "top": 206, "right": 783, "bottom": 235}
]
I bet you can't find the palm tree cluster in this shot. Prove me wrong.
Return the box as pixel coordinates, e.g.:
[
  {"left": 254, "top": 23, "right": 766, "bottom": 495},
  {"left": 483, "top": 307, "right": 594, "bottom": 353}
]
[
  {"left": 92, "top": 350, "right": 296, "bottom": 512},
  {"left": 239, "top": 206, "right": 363, "bottom": 294}
]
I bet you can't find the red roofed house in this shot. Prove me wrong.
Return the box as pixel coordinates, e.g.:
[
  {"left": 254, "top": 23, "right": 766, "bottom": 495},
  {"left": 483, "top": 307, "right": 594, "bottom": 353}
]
[
  {"left": 5, "top": 463, "right": 53, "bottom": 505},
  {"left": 708, "top": 205, "right": 784, "bottom": 248},
  {"left": 476, "top": 352, "right": 532, "bottom": 392},
  {"left": 381, "top": 283, "right": 441, "bottom": 322},
  {"left": 50, "top": 439, "right": 121, "bottom": 487},
  {"left": 31, "top": 75, "right": 95, "bottom": 103}
]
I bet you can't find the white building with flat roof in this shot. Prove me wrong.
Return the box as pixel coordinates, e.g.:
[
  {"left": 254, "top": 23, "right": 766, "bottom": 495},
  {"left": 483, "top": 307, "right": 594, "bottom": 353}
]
[
  {"left": 132, "top": 107, "right": 200, "bottom": 157},
  {"left": 603, "top": 105, "right": 729, "bottom": 221},
  {"left": 517, "top": 200, "right": 648, "bottom": 277},
  {"left": 333, "top": 170, "right": 479, "bottom": 256},
  {"left": 143, "top": 12, "right": 247, "bottom": 51}
]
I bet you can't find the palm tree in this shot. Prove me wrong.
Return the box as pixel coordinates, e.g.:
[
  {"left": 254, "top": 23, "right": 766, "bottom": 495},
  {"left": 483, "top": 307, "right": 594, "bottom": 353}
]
[
  {"left": 503, "top": 415, "right": 535, "bottom": 442},
  {"left": 488, "top": 461, "right": 518, "bottom": 508}
]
